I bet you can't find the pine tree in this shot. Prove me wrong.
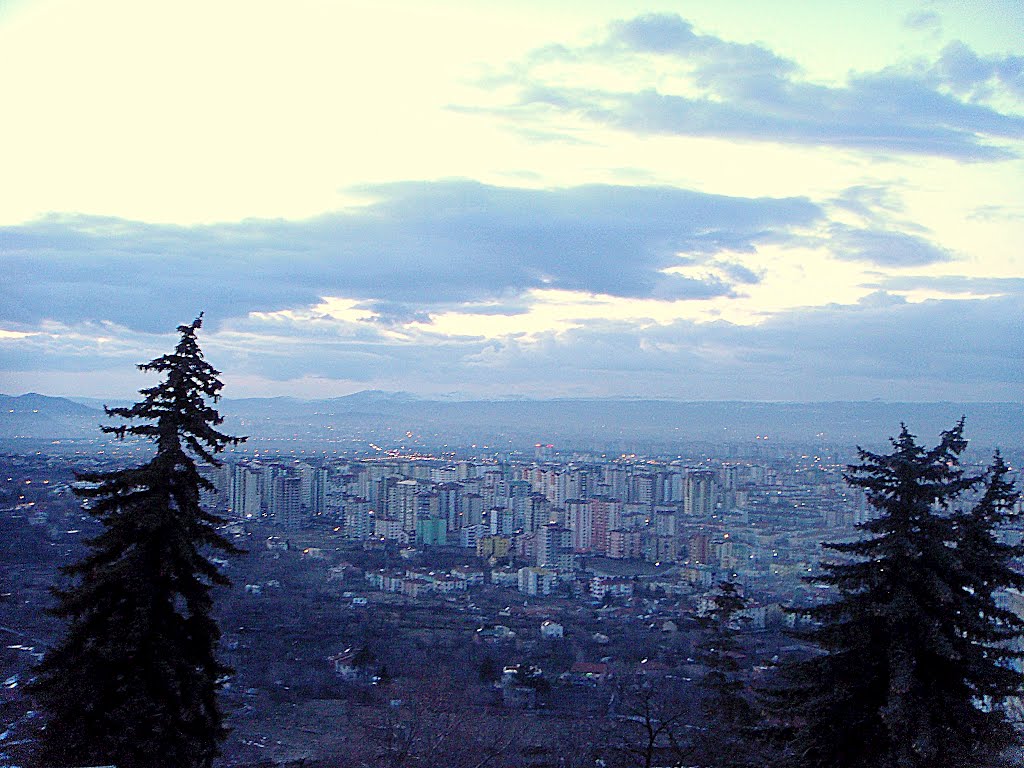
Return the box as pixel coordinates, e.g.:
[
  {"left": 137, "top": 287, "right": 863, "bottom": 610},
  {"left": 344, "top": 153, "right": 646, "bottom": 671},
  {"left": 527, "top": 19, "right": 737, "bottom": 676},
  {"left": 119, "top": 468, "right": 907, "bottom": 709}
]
[
  {"left": 30, "top": 315, "right": 244, "bottom": 768},
  {"left": 771, "top": 421, "right": 1023, "bottom": 768},
  {"left": 695, "top": 581, "right": 760, "bottom": 768},
  {"left": 953, "top": 451, "right": 1024, "bottom": 744}
]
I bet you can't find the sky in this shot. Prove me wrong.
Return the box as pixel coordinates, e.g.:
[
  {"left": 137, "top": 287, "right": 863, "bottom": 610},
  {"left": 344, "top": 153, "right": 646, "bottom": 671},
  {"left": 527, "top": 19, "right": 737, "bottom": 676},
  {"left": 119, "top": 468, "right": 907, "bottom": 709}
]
[{"left": 0, "top": 0, "right": 1021, "bottom": 402}]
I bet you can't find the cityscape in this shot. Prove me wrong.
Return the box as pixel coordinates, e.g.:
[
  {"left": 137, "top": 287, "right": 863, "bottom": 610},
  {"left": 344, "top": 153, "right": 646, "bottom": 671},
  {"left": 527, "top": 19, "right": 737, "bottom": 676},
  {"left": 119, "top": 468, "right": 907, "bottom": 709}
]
[
  {"left": 2, "top": 395, "right": 1022, "bottom": 765},
  {"left": 1, "top": 1, "right": 1022, "bottom": 766}
]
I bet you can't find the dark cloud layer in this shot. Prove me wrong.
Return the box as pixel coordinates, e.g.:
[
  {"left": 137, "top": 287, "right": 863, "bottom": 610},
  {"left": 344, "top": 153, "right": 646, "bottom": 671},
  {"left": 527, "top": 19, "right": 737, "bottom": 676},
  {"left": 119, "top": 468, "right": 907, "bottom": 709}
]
[
  {"left": 0, "top": 181, "right": 820, "bottom": 332},
  {"left": 493, "top": 13, "right": 1024, "bottom": 160},
  {"left": 444, "top": 294, "right": 1022, "bottom": 400},
  {"left": 1, "top": 282, "right": 1017, "bottom": 402}
]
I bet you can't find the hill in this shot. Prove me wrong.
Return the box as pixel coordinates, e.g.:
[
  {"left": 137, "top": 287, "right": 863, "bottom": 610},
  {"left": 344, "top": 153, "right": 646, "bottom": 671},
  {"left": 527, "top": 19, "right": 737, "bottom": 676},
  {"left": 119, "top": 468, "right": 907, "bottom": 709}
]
[{"left": 2, "top": 392, "right": 1020, "bottom": 451}]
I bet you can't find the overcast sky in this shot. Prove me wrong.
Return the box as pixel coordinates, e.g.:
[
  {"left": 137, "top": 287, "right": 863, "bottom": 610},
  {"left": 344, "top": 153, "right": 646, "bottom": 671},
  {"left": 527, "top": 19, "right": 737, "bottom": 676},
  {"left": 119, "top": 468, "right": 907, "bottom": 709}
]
[{"left": 0, "top": 0, "right": 1021, "bottom": 401}]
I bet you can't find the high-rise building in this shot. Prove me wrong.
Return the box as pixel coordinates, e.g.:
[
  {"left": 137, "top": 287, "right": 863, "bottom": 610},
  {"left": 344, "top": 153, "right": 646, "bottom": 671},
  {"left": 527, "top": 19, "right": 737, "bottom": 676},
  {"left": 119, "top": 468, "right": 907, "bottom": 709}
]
[
  {"left": 430, "top": 466, "right": 459, "bottom": 483},
  {"left": 663, "top": 470, "right": 684, "bottom": 503},
  {"left": 342, "top": 496, "right": 371, "bottom": 540},
  {"left": 524, "top": 493, "right": 551, "bottom": 533},
  {"left": 564, "top": 499, "right": 592, "bottom": 552},
  {"left": 313, "top": 466, "right": 328, "bottom": 516},
  {"left": 719, "top": 463, "right": 739, "bottom": 491},
  {"left": 436, "top": 482, "right": 463, "bottom": 532},
  {"left": 462, "top": 492, "right": 483, "bottom": 527},
  {"left": 415, "top": 490, "right": 440, "bottom": 524},
  {"left": 602, "top": 465, "right": 629, "bottom": 500},
  {"left": 271, "top": 473, "right": 303, "bottom": 530},
  {"left": 629, "top": 473, "right": 655, "bottom": 508},
  {"left": 460, "top": 523, "right": 486, "bottom": 550},
  {"left": 653, "top": 505, "right": 678, "bottom": 536},
  {"left": 589, "top": 496, "right": 623, "bottom": 555},
  {"left": 394, "top": 479, "right": 420, "bottom": 535},
  {"left": 534, "top": 443, "right": 555, "bottom": 461},
  {"left": 684, "top": 471, "right": 717, "bottom": 517},
  {"left": 688, "top": 532, "right": 712, "bottom": 564},
  {"left": 197, "top": 464, "right": 227, "bottom": 513},
  {"left": 228, "top": 463, "right": 262, "bottom": 520},
  {"left": 537, "top": 522, "right": 576, "bottom": 572},
  {"left": 563, "top": 468, "right": 591, "bottom": 501},
  {"left": 489, "top": 507, "right": 515, "bottom": 535},
  {"left": 607, "top": 529, "right": 644, "bottom": 560},
  {"left": 518, "top": 567, "right": 557, "bottom": 596},
  {"left": 416, "top": 517, "right": 447, "bottom": 546}
]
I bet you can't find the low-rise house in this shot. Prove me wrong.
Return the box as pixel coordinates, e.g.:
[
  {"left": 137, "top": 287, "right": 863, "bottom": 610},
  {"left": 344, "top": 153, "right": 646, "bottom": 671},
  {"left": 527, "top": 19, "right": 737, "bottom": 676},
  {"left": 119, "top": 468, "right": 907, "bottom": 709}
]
[
  {"left": 327, "top": 564, "right": 350, "bottom": 582},
  {"left": 501, "top": 664, "right": 544, "bottom": 708},
  {"left": 518, "top": 566, "right": 557, "bottom": 596},
  {"left": 540, "top": 620, "right": 564, "bottom": 639},
  {"left": 491, "top": 567, "right": 520, "bottom": 588},
  {"left": 329, "top": 650, "right": 359, "bottom": 681},
  {"left": 476, "top": 624, "right": 516, "bottom": 641},
  {"left": 431, "top": 575, "right": 464, "bottom": 594},
  {"left": 450, "top": 565, "right": 486, "bottom": 586},
  {"left": 562, "top": 661, "right": 611, "bottom": 685},
  {"left": 590, "top": 576, "right": 634, "bottom": 599},
  {"left": 635, "top": 659, "right": 671, "bottom": 678},
  {"left": 402, "top": 577, "right": 434, "bottom": 598}
]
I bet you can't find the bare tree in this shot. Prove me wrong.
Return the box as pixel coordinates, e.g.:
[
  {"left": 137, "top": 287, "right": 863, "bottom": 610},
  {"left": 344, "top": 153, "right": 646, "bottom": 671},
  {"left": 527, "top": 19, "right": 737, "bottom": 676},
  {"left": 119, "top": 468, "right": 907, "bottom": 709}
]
[{"left": 602, "top": 678, "right": 697, "bottom": 768}]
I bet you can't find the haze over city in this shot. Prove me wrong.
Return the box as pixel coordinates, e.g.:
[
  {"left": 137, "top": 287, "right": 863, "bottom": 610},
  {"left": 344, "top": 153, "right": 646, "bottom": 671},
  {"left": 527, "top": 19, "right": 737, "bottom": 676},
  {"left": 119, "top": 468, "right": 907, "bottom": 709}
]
[{"left": 1, "top": 0, "right": 1021, "bottom": 402}]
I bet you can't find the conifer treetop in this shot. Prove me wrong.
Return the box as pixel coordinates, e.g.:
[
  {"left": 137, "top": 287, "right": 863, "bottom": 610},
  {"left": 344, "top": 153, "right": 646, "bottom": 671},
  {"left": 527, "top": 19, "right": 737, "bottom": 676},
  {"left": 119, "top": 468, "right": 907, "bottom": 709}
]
[
  {"left": 101, "top": 313, "right": 244, "bottom": 463},
  {"left": 842, "top": 419, "right": 975, "bottom": 509}
]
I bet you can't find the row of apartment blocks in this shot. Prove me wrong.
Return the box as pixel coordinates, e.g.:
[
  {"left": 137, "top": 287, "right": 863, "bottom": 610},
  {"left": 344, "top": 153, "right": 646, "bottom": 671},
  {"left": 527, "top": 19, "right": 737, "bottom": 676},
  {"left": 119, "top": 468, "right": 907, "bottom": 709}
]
[
  {"left": 359, "top": 563, "right": 635, "bottom": 602},
  {"left": 208, "top": 457, "right": 747, "bottom": 529},
  {"left": 201, "top": 455, "right": 868, "bottom": 578},
  {"left": 204, "top": 458, "right": 741, "bottom": 548}
]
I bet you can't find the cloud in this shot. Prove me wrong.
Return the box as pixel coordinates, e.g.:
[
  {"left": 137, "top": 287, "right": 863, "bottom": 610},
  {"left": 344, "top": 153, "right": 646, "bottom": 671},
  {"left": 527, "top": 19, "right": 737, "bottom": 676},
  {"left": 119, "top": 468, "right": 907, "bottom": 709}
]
[
  {"left": 903, "top": 10, "right": 942, "bottom": 35},
  {"left": 867, "top": 275, "right": 1024, "bottom": 296},
  {"left": 444, "top": 294, "right": 1023, "bottom": 400},
  {"left": 933, "top": 41, "right": 1024, "bottom": 100},
  {"left": 212, "top": 290, "right": 1024, "bottom": 400},
  {"left": 0, "top": 321, "right": 167, "bottom": 373},
  {"left": 823, "top": 187, "right": 952, "bottom": 267},
  {"left": 828, "top": 226, "right": 954, "bottom": 267},
  {"left": 2, "top": 288, "right": 1017, "bottom": 402},
  {"left": 484, "top": 13, "right": 1024, "bottom": 160},
  {"left": 0, "top": 180, "right": 821, "bottom": 333},
  {"left": 831, "top": 186, "right": 906, "bottom": 222},
  {"left": 736, "top": 294, "right": 1023, "bottom": 391},
  {"left": 713, "top": 260, "right": 762, "bottom": 285},
  {"left": 357, "top": 301, "right": 433, "bottom": 326},
  {"left": 606, "top": 13, "right": 796, "bottom": 80},
  {"left": 968, "top": 204, "right": 1024, "bottom": 222}
]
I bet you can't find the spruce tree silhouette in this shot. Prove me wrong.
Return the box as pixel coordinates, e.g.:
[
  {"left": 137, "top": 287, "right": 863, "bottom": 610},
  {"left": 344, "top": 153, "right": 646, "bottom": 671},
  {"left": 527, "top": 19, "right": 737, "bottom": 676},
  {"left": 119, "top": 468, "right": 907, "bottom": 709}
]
[
  {"left": 772, "top": 421, "right": 1023, "bottom": 768},
  {"left": 30, "top": 315, "right": 245, "bottom": 768}
]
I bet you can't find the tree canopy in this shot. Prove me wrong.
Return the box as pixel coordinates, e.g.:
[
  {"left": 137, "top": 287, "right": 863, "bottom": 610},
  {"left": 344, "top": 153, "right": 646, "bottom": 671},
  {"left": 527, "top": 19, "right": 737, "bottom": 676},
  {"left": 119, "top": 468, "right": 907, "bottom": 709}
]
[
  {"left": 30, "top": 315, "right": 245, "bottom": 768},
  {"left": 772, "top": 421, "right": 1023, "bottom": 768}
]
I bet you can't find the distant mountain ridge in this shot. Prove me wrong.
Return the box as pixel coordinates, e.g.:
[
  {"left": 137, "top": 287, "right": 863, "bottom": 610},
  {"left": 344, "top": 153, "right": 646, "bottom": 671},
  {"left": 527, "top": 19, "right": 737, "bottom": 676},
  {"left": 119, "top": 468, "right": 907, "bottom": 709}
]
[
  {"left": 2, "top": 392, "right": 99, "bottom": 416},
  {"left": 2, "top": 391, "right": 1021, "bottom": 450},
  {"left": 0, "top": 392, "right": 103, "bottom": 439}
]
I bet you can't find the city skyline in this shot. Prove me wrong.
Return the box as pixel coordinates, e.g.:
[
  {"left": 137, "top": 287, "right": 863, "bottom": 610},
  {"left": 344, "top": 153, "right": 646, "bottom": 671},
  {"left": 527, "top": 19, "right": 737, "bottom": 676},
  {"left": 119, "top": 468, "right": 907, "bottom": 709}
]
[{"left": 1, "top": 0, "right": 1021, "bottom": 401}]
